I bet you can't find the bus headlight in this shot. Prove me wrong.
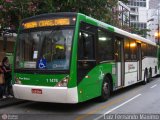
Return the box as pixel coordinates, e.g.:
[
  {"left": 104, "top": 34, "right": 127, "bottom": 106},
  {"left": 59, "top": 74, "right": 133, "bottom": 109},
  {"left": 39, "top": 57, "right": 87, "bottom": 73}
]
[
  {"left": 15, "top": 77, "right": 21, "bottom": 84},
  {"left": 55, "top": 76, "right": 69, "bottom": 87}
]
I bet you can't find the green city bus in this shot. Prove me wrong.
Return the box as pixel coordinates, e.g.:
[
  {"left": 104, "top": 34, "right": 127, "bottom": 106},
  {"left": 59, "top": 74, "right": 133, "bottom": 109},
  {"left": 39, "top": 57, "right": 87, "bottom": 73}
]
[{"left": 13, "top": 12, "right": 159, "bottom": 103}]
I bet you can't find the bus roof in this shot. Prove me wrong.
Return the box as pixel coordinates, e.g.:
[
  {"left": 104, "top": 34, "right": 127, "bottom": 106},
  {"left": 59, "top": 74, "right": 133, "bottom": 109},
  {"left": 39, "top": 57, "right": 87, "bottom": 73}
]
[
  {"left": 21, "top": 12, "right": 156, "bottom": 46},
  {"left": 78, "top": 13, "right": 156, "bottom": 46},
  {"left": 114, "top": 27, "right": 156, "bottom": 46}
]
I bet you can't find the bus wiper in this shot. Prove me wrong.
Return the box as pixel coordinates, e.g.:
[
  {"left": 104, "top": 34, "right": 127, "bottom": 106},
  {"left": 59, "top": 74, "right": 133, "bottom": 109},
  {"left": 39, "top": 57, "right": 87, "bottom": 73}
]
[
  {"left": 48, "top": 26, "right": 60, "bottom": 36},
  {"left": 46, "top": 26, "right": 61, "bottom": 42}
]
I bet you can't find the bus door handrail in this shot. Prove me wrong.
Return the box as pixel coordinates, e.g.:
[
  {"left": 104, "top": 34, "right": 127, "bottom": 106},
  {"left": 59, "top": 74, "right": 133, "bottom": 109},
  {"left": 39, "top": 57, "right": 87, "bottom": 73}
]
[{"left": 78, "top": 60, "right": 96, "bottom": 62}]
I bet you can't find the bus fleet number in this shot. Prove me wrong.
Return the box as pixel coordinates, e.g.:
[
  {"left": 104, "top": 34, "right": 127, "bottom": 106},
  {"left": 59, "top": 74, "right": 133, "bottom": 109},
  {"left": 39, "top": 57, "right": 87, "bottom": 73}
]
[{"left": 46, "top": 79, "right": 58, "bottom": 83}]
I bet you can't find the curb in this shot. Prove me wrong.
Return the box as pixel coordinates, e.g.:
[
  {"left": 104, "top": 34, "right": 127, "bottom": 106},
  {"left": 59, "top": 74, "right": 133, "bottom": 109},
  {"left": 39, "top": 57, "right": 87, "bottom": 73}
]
[{"left": 0, "top": 98, "right": 27, "bottom": 108}]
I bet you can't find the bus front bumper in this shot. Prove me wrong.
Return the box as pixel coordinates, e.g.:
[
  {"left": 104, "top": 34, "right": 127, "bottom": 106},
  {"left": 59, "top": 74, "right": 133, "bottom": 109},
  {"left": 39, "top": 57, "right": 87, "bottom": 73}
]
[{"left": 13, "top": 84, "right": 78, "bottom": 103}]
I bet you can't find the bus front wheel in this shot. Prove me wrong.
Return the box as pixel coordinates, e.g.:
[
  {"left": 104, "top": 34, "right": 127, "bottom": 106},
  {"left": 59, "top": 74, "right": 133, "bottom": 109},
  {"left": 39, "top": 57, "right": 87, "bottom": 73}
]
[{"left": 99, "top": 77, "right": 111, "bottom": 101}]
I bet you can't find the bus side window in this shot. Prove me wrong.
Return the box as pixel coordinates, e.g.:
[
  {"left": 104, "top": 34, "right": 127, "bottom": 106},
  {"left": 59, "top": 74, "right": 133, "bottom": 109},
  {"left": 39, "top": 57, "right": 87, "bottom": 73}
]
[
  {"left": 130, "top": 39, "right": 137, "bottom": 61},
  {"left": 114, "top": 39, "right": 121, "bottom": 62},
  {"left": 98, "top": 28, "right": 114, "bottom": 61},
  {"left": 124, "top": 39, "right": 130, "bottom": 61},
  {"left": 78, "top": 32, "right": 95, "bottom": 60}
]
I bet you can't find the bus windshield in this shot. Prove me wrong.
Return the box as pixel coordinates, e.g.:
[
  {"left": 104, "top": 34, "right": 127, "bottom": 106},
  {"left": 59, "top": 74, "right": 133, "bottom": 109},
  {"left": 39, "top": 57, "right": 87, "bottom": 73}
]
[{"left": 15, "top": 28, "right": 74, "bottom": 70}]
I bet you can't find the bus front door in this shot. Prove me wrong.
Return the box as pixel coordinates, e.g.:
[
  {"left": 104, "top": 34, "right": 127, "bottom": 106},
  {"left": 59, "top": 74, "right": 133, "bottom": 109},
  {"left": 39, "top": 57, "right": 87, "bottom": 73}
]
[
  {"left": 76, "top": 22, "right": 99, "bottom": 101},
  {"left": 77, "top": 31, "right": 96, "bottom": 83}
]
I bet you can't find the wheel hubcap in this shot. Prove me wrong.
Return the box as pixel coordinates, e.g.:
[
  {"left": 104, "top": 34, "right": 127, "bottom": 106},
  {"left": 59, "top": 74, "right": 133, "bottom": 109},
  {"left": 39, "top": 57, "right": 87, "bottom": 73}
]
[
  {"left": 103, "top": 82, "right": 108, "bottom": 94},
  {"left": 145, "top": 76, "right": 147, "bottom": 82}
]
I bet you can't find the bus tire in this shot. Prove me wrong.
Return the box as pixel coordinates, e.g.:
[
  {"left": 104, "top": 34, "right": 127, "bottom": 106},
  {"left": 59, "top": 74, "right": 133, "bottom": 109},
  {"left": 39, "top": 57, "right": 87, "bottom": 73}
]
[
  {"left": 148, "top": 67, "right": 152, "bottom": 82},
  {"left": 99, "top": 77, "right": 111, "bottom": 102},
  {"left": 142, "top": 69, "right": 148, "bottom": 85},
  {"left": 150, "top": 68, "right": 152, "bottom": 78}
]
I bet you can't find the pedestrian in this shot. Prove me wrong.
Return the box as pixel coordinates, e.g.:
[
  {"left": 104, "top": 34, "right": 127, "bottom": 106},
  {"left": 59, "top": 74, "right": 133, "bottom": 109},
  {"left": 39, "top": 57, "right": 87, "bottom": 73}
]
[
  {"left": 0, "top": 64, "right": 5, "bottom": 98},
  {"left": 2, "top": 57, "right": 13, "bottom": 98}
]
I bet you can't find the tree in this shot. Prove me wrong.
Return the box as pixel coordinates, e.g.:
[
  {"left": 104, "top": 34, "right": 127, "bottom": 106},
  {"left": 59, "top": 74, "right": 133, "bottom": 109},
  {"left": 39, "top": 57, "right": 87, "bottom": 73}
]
[
  {"left": 120, "top": 0, "right": 128, "bottom": 3},
  {"left": 37, "top": 0, "right": 120, "bottom": 25},
  {"left": 0, "top": 0, "right": 40, "bottom": 31},
  {"left": 0, "top": 0, "right": 124, "bottom": 32},
  {"left": 131, "top": 27, "right": 151, "bottom": 38}
]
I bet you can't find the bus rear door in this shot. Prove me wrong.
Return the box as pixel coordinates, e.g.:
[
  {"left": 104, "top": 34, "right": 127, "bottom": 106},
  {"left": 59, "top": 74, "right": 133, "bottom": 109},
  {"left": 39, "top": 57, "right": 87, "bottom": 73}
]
[{"left": 115, "top": 37, "right": 125, "bottom": 87}]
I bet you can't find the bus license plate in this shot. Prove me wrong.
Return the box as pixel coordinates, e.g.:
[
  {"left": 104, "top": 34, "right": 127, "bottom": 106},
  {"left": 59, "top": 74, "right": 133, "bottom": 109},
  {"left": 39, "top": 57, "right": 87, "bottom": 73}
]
[{"left": 31, "top": 89, "right": 42, "bottom": 94}]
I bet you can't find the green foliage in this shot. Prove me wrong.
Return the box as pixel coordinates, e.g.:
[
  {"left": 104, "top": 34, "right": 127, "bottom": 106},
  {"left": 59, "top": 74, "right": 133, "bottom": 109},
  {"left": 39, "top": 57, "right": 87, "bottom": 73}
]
[
  {"left": 131, "top": 28, "right": 151, "bottom": 38},
  {"left": 0, "top": 0, "right": 37, "bottom": 29},
  {"left": 0, "top": 0, "right": 120, "bottom": 30},
  {"left": 120, "top": 0, "right": 128, "bottom": 3}
]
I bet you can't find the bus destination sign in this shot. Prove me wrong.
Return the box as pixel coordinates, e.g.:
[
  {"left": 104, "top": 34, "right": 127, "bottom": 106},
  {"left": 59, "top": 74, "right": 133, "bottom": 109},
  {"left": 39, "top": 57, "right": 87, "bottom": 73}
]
[{"left": 22, "top": 18, "right": 70, "bottom": 29}]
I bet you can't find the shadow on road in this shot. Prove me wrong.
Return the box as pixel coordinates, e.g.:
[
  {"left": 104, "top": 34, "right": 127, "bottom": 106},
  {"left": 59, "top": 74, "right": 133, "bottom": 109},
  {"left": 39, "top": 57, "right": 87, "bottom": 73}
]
[{"left": 20, "top": 77, "right": 159, "bottom": 113}]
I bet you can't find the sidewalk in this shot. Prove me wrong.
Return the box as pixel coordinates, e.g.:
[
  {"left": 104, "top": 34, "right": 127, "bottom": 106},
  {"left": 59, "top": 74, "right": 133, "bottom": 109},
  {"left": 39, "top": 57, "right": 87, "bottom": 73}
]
[{"left": 0, "top": 97, "right": 26, "bottom": 108}]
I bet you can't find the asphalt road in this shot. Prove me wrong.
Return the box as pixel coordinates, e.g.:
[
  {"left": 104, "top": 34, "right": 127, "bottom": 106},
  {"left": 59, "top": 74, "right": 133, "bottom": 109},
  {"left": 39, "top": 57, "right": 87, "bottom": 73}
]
[{"left": 0, "top": 77, "right": 160, "bottom": 120}]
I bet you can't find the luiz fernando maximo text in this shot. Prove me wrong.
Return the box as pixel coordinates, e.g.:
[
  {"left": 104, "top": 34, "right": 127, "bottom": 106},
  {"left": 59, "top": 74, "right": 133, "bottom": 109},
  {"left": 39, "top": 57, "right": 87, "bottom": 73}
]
[{"left": 104, "top": 114, "right": 159, "bottom": 120}]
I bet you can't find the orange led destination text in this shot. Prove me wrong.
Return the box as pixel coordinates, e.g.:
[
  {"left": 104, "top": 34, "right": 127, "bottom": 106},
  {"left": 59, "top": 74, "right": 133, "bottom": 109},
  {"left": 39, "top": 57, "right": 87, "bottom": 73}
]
[{"left": 23, "top": 18, "right": 70, "bottom": 29}]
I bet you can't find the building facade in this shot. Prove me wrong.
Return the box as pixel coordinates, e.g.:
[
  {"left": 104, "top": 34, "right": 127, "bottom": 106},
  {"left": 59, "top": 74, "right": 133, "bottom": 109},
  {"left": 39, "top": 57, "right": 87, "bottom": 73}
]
[
  {"left": 118, "top": 1, "right": 130, "bottom": 28},
  {"left": 125, "top": 0, "right": 148, "bottom": 37},
  {"left": 147, "top": 0, "right": 160, "bottom": 42}
]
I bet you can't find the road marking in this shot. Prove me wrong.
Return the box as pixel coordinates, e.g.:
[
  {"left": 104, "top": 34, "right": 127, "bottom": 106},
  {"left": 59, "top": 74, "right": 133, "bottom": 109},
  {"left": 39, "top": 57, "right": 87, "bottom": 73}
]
[
  {"left": 75, "top": 97, "right": 125, "bottom": 120},
  {"left": 76, "top": 78, "right": 158, "bottom": 120},
  {"left": 150, "top": 84, "right": 157, "bottom": 89},
  {"left": 94, "top": 94, "right": 141, "bottom": 120}
]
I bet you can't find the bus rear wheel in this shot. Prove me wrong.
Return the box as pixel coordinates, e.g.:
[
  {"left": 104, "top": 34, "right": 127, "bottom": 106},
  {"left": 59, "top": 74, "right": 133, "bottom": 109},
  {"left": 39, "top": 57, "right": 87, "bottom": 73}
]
[
  {"left": 99, "top": 77, "right": 111, "bottom": 101},
  {"left": 142, "top": 69, "right": 148, "bottom": 85},
  {"left": 148, "top": 68, "right": 152, "bottom": 82}
]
